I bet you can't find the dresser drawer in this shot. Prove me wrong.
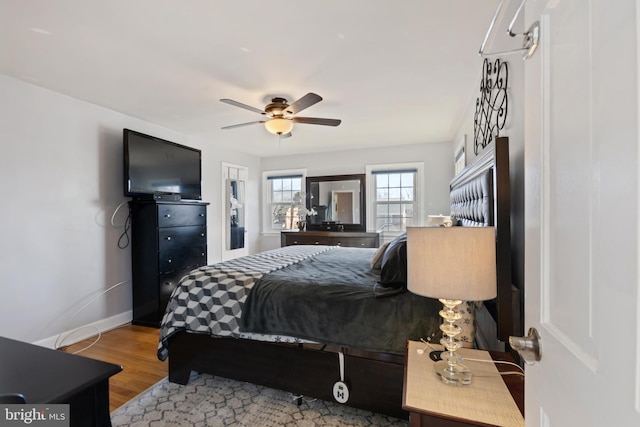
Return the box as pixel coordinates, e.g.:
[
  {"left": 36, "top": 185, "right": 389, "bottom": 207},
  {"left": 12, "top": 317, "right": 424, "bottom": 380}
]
[
  {"left": 159, "top": 245, "right": 207, "bottom": 274},
  {"left": 159, "top": 226, "right": 206, "bottom": 250},
  {"left": 281, "top": 231, "right": 380, "bottom": 248},
  {"left": 331, "top": 237, "right": 377, "bottom": 248},
  {"left": 157, "top": 204, "right": 206, "bottom": 227},
  {"left": 159, "top": 268, "right": 194, "bottom": 306},
  {"left": 287, "top": 236, "right": 332, "bottom": 245}
]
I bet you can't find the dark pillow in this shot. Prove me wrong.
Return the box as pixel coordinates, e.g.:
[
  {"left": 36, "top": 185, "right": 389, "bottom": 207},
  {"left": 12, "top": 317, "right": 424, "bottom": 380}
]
[{"left": 379, "top": 233, "right": 407, "bottom": 286}]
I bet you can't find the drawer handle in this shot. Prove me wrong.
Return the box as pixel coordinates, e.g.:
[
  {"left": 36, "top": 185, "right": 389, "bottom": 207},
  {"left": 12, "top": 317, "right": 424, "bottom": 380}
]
[
  {"left": 315, "top": 241, "right": 319, "bottom": 244},
  {"left": 167, "top": 259, "right": 172, "bottom": 263},
  {"left": 164, "top": 214, "right": 171, "bottom": 218},
  {"left": 165, "top": 236, "right": 172, "bottom": 241},
  {"left": 201, "top": 253, "right": 205, "bottom": 256},
  {"left": 199, "top": 213, "right": 205, "bottom": 217},
  {"left": 337, "top": 242, "right": 342, "bottom": 246},
  {"left": 201, "top": 233, "right": 205, "bottom": 237}
]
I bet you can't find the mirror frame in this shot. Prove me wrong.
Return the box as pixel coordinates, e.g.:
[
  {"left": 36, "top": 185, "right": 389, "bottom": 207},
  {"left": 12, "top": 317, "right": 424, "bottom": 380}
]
[{"left": 305, "top": 174, "right": 366, "bottom": 232}]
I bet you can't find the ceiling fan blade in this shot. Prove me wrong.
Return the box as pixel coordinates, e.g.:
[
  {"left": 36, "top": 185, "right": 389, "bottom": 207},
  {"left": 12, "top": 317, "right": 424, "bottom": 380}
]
[
  {"left": 284, "top": 93, "right": 322, "bottom": 115},
  {"left": 221, "top": 120, "right": 264, "bottom": 130},
  {"left": 220, "top": 99, "right": 265, "bottom": 115},
  {"left": 292, "top": 117, "right": 341, "bottom": 126}
]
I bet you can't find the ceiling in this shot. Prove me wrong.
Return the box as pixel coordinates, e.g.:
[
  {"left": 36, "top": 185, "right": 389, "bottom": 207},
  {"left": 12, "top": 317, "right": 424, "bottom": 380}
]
[{"left": 0, "top": 0, "right": 503, "bottom": 158}]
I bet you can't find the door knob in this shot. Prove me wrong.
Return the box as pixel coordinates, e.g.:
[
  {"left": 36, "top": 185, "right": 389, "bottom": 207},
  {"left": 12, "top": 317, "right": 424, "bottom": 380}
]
[{"left": 509, "top": 327, "right": 541, "bottom": 365}]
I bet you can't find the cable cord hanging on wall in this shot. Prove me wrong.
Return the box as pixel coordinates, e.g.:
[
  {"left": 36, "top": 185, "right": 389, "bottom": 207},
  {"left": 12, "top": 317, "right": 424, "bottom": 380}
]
[
  {"left": 54, "top": 278, "right": 131, "bottom": 352},
  {"left": 117, "top": 213, "right": 131, "bottom": 249},
  {"left": 111, "top": 200, "right": 131, "bottom": 249},
  {"left": 51, "top": 202, "right": 133, "bottom": 353}
]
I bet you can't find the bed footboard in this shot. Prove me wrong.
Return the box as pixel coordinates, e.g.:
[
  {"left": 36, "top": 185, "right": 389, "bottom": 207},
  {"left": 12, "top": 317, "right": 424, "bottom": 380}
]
[{"left": 168, "top": 332, "right": 408, "bottom": 420}]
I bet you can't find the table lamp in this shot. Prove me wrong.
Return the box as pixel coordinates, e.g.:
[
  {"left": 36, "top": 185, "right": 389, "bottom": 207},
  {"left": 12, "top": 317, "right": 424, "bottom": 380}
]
[{"left": 407, "top": 226, "right": 496, "bottom": 385}]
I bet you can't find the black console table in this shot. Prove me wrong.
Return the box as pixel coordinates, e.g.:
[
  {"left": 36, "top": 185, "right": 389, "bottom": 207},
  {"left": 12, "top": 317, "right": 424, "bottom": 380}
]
[{"left": 0, "top": 336, "right": 122, "bottom": 427}]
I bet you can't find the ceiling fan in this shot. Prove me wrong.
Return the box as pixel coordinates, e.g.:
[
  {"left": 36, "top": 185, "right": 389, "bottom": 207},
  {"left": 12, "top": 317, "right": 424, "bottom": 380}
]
[{"left": 220, "top": 92, "right": 341, "bottom": 137}]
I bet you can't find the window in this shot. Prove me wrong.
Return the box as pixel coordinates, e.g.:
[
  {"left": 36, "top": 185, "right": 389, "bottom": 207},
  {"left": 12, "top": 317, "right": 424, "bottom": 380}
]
[
  {"left": 263, "top": 170, "right": 306, "bottom": 232},
  {"left": 454, "top": 135, "right": 467, "bottom": 175},
  {"left": 366, "top": 163, "right": 423, "bottom": 233}
]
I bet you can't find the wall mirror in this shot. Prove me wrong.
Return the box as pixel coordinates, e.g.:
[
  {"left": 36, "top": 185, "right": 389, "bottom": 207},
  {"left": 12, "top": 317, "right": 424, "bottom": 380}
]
[
  {"left": 305, "top": 174, "right": 366, "bottom": 232},
  {"left": 222, "top": 163, "right": 248, "bottom": 260}
]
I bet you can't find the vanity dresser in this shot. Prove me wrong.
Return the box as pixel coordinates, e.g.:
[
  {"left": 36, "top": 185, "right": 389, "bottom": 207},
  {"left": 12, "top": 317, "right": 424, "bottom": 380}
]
[{"left": 282, "top": 173, "right": 380, "bottom": 248}]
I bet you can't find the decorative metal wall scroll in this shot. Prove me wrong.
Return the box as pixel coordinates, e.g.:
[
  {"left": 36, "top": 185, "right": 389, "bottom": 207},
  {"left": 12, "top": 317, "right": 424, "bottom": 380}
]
[{"left": 473, "top": 58, "right": 508, "bottom": 154}]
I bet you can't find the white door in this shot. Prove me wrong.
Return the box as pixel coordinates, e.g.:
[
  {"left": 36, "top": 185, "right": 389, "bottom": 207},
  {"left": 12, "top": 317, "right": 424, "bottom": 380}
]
[
  {"left": 524, "top": 0, "right": 640, "bottom": 425},
  {"left": 333, "top": 191, "right": 354, "bottom": 223}
]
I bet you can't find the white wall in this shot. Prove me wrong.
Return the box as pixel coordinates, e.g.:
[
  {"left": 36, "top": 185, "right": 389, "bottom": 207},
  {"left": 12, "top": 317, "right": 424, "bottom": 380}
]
[
  {"left": 451, "top": 54, "right": 526, "bottom": 336},
  {"left": 0, "top": 75, "right": 259, "bottom": 346},
  {"left": 259, "top": 140, "right": 454, "bottom": 251}
]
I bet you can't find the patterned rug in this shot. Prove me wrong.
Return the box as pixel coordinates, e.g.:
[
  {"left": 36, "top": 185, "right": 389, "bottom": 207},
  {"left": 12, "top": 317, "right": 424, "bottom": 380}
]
[{"left": 110, "top": 373, "right": 409, "bottom": 426}]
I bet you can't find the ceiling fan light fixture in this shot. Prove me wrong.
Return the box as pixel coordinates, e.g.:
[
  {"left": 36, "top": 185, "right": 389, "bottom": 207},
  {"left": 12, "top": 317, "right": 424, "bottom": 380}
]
[
  {"left": 221, "top": 93, "right": 340, "bottom": 136},
  {"left": 265, "top": 118, "right": 294, "bottom": 135}
]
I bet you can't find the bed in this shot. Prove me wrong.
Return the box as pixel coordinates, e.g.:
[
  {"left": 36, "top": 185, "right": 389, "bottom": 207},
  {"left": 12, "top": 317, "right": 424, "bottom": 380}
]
[{"left": 157, "top": 137, "right": 515, "bottom": 420}]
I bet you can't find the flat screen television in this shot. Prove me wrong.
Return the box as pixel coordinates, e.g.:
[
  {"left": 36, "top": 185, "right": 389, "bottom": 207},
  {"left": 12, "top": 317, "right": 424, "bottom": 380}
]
[{"left": 123, "top": 129, "right": 202, "bottom": 200}]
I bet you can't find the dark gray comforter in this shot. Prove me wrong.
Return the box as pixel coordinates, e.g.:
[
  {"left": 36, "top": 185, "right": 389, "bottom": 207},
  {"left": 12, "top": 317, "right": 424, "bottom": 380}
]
[{"left": 239, "top": 247, "right": 442, "bottom": 354}]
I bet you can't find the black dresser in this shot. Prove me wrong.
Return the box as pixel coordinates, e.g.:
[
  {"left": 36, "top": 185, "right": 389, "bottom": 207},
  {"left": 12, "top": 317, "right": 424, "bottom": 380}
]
[{"left": 129, "top": 200, "right": 208, "bottom": 327}]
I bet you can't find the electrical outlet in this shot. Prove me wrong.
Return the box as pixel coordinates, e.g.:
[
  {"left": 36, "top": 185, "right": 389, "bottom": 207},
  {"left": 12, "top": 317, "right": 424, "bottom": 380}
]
[{"left": 332, "top": 381, "right": 349, "bottom": 404}]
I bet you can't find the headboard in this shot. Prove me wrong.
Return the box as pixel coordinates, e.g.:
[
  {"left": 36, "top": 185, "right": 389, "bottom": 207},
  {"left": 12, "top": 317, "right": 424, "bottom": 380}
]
[{"left": 449, "top": 137, "right": 516, "bottom": 347}]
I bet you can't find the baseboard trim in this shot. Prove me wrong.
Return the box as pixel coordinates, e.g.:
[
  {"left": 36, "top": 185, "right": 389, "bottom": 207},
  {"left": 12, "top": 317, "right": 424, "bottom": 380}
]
[{"left": 33, "top": 310, "right": 133, "bottom": 349}]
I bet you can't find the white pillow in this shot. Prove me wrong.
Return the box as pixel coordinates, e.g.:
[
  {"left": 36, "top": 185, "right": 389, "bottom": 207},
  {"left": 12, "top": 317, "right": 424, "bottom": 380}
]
[{"left": 370, "top": 241, "right": 391, "bottom": 269}]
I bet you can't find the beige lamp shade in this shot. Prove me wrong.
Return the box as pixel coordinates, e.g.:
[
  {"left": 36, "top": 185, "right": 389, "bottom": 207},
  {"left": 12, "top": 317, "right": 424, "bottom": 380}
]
[
  {"left": 406, "top": 226, "right": 497, "bottom": 301},
  {"left": 264, "top": 118, "right": 294, "bottom": 135}
]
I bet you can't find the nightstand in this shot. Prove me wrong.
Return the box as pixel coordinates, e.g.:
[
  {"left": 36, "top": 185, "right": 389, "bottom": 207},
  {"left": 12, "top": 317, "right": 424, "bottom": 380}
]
[
  {"left": 0, "top": 336, "right": 122, "bottom": 427},
  {"left": 403, "top": 340, "right": 524, "bottom": 427}
]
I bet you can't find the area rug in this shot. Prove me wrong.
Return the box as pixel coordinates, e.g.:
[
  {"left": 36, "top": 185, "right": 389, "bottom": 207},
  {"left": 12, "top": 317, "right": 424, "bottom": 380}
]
[{"left": 110, "top": 373, "right": 409, "bottom": 426}]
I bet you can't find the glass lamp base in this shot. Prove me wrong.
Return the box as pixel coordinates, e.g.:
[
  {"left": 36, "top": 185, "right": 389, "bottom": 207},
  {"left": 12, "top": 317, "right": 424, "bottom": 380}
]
[{"left": 433, "top": 360, "right": 472, "bottom": 385}]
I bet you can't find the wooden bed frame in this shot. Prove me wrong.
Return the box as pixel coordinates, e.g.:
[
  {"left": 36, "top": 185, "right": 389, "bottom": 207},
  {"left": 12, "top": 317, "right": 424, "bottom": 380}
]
[{"left": 166, "top": 137, "right": 515, "bottom": 420}]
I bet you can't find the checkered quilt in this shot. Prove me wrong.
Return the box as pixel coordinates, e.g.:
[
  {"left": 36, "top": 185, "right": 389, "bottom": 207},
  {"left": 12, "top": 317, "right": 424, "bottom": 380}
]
[{"left": 157, "top": 245, "right": 333, "bottom": 360}]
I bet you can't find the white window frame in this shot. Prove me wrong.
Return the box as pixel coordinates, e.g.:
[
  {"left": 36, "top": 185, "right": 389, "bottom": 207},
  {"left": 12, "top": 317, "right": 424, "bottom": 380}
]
[
  {"left": 365, "top": 162, "right": 424, "bottom": 237},
  {"left": 455, "top": 134, "right": 467, "bottom": 176},
  {"left": 262, "top": 168, "right": 307, "bottom": 235}
]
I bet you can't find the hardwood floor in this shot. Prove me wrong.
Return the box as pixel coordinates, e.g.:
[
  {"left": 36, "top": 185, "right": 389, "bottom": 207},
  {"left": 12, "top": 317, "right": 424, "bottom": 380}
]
[{"left": 60, "top": 323, "right": 167, "bottom": 411}]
